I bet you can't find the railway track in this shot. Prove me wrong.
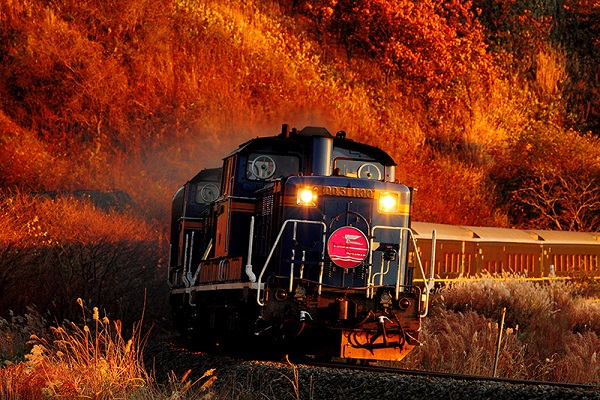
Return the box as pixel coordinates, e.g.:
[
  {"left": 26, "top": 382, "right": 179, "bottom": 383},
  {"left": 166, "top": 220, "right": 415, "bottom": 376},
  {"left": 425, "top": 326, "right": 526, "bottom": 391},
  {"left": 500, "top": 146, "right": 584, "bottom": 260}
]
[
  {"left": 148, "top": 339, "right": 600, "bottom": 399},
  {"left": 306, "top": 360, "right": 600, "bottom": 392}
]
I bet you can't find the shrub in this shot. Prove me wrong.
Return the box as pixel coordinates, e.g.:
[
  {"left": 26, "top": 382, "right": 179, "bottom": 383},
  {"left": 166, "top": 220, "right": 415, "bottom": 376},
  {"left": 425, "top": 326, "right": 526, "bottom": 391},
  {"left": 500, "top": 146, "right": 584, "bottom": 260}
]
[
  {"left": 0, "top": 308, "right": 48, "bottom": 364},
  {"left": 0, "top": 191, "right": 166, "bottom": 326}
]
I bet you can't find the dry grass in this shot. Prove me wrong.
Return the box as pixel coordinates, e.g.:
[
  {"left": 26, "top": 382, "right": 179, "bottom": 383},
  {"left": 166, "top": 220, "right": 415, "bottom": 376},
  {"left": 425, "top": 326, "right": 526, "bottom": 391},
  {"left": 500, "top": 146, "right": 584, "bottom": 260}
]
[
  {"left": 24, "top": 300, "right": 150, "bottom": 398},
  {"left": 0, "top": 309, "right": 48, "bottom": 365},
  {"left": 1, "top": 277, "right": 600, "bottom": 397},
  {"left": 401, "top": 309, "right": 528, "bottom": 378},
  {"left": 536, "top": 46, "right": 568, "bottom": 98},
  {"left": 400, "top": 275, "right": 600, "bottom": 383},
  {"left": 0, "top": 300, "right": 217, "bottom": 399}
]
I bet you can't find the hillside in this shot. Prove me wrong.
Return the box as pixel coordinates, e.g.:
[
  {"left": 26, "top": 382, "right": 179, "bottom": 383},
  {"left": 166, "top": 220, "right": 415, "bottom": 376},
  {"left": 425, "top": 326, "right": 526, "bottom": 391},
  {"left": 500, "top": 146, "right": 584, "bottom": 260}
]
[
  {"left": 2, "top": 0, "right": 600, "bottom": 230},
  {"left": 2, "top": 0, "right": 600, "bottom": 321}
]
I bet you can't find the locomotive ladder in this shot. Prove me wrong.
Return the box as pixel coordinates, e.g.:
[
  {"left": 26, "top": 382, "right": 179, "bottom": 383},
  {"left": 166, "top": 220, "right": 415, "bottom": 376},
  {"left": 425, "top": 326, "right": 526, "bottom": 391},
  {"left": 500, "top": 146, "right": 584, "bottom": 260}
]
[
  {"left": 253, "top": 218, "right": 327, "bottom": 307},
  {"left": 368, "top": 226, "right": 436, "bottom": 317}
]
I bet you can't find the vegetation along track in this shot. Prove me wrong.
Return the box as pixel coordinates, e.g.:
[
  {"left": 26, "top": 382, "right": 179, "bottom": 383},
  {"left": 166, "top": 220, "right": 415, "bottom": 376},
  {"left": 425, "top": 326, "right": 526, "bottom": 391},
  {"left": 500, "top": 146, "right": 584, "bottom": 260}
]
[{"left": 146, "top": 338, "right": 600, "bottom": 399}]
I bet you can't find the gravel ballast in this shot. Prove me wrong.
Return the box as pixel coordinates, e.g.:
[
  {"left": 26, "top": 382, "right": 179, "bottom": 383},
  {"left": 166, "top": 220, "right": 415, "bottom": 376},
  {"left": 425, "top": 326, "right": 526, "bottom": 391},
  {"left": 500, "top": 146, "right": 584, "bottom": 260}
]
[{"left": 145, "top": 340, "right": 600, "bottom": 399}]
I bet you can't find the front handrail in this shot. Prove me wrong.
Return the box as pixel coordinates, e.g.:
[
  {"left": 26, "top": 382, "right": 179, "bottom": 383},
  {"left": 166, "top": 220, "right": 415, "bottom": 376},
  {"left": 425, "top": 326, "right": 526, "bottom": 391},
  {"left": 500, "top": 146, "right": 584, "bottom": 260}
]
[
  {"left": 370, "top": 225, "right": 435, "bottom": 317},
  {"left": 256, "top": 219, "right": 327, "bottom": 306}
]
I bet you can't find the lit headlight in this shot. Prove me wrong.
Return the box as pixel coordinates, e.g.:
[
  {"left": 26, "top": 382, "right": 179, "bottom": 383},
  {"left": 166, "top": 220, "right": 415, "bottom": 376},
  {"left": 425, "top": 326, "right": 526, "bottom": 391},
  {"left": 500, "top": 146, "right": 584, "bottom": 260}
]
[
  {"left": 297, "top": 187, "right": 317, "bottom": 206},
  {"left": 378, "top": 192, "right": 399, "bottom": 213}
]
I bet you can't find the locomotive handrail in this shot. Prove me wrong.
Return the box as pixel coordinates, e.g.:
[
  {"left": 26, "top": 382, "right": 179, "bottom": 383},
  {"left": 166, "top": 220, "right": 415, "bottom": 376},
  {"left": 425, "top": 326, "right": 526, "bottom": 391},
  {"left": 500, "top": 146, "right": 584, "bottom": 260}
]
[
  {"left": 245, "top": 217, "right": 257, "bottom": 282},
  {"left": 369, "top": 225, "right": 435, "bottom": 317},
  {"left": 182, "top": 231, "right": 195, "bottom": 288},
  {"left": 227, "top": 195, "right": 259, "bottom": 200},
  {"left": 179, "top": 216, "right": 205, "bottom": 221},
  {"left": 188, "top": 239, "right": 213, "bottom": 291},
  {"left": 256, "top": 219, "right": 327, "bottom": 306}
]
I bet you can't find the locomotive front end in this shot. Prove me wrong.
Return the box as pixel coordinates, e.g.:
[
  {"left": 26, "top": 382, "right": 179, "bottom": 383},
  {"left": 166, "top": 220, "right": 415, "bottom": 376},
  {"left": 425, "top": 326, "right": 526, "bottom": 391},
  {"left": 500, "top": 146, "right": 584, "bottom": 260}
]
[
  {"left": 169, "top": 125, "right": 432, "bottom": 363},
  {"left": 252, "top": 139, "right": 427, "bottom": 362}
]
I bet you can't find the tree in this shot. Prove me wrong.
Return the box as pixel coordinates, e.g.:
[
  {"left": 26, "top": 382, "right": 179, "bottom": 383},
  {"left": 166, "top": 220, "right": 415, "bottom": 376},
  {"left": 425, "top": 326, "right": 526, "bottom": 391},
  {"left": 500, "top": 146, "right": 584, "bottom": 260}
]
[
  {"left": 491, "top": 126, "right": 600, "bottom": 231},
  {"left": 297, "top": 0, "right": 490, "bottom": 96},
  {"left": 515, "top": 171, "right": 600, "bottom": 231}
]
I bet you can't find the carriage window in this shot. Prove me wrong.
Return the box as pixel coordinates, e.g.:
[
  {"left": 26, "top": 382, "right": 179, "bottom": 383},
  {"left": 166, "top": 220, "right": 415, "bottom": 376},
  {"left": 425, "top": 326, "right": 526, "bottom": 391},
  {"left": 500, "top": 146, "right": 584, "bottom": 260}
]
[
  {"left": 334, "top": 159, "right": 384, "bottom": 180},
  {"left": 246, "top": 154, "right": 300, "bottom": 181}
]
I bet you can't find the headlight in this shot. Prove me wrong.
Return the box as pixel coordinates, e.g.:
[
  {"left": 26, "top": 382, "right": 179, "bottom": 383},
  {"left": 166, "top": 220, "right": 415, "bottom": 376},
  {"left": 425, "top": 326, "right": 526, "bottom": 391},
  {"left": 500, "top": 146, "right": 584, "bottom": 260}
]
[
  {"left": 297, "top": 187, "right": 317, "bottom": 206},
  {"left": 378, "top": 192, "right": 399, "bottom": 213}
]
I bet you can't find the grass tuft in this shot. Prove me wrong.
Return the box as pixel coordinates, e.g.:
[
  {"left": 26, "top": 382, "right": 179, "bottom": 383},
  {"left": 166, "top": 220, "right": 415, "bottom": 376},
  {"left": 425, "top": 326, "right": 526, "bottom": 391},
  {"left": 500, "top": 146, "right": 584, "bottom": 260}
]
[
  {"left": 23, "top": 298, "right": 151, "bottom": 398},
  {"left": 0, "top": 299, "right": 218, "bottom": 399}
]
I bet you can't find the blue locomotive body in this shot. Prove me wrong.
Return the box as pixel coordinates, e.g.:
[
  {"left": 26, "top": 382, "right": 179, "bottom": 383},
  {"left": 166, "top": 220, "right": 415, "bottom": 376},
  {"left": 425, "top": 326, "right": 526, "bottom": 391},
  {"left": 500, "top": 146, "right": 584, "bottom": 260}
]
[{"left": 169, "top": 125, "right": 431, "bottom": 361}]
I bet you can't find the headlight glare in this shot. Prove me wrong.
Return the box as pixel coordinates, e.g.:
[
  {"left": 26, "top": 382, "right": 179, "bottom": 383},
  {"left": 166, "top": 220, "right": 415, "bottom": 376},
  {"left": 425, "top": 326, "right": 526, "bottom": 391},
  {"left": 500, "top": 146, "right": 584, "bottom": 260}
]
[
  {"left": 297, "top": 187, "right": 317, "bottom": 206},
  {"left": 378, "top": 192, "right": 399, "bottom": 213}
]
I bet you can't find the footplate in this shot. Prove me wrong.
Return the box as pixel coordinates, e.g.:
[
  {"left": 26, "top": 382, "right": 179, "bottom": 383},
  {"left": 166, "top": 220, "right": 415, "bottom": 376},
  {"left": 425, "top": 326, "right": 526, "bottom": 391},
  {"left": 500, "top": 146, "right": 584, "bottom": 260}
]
[{"left": 340, "top": 329, "right": 415, "bottom": 361}]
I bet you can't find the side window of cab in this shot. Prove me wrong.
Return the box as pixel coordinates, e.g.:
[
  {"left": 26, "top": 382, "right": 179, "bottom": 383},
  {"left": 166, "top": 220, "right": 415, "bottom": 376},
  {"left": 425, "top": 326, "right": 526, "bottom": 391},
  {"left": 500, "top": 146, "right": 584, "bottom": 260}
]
[
  {"left": 246, "top": 153, "right": 300, "bottom": 181},
  {"left": 195, "top": 183, "right": 220, "bottom": 204},
  {"left": 221, "top": 157, "right": 235, "bottom": 196}
]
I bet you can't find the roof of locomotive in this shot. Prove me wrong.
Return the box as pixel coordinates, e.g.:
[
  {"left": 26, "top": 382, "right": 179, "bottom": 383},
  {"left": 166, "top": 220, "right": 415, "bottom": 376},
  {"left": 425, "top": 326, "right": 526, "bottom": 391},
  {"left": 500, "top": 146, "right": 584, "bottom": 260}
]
[
  {"left": 412, "top": 221, "right": 600, "bottom": 245},
  {"left": 223, "top": 126, "right": 397, "bottom": 166},
  {"left": 188, "top": 167, "right": 222, "bottom": 184}
]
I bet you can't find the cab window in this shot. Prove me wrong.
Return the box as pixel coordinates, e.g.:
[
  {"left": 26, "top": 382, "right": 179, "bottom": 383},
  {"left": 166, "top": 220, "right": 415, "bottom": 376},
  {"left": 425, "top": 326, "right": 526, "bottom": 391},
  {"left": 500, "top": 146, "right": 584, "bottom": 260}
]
[
  {"left": 334, "top": 159, "right": 384, "bottom": 180},
  {"left": 246, "top": 153, "right": 300, "bottom": 181},
  {"left": 195, "top": 183, "right": 220, "bottom": 204}
]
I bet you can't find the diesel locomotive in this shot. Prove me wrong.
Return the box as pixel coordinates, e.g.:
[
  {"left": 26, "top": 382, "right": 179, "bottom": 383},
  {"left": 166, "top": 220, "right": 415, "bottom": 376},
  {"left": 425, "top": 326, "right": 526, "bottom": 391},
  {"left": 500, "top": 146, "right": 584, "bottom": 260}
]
[{"left": 168, "top": 125, "right": 434, "bottom": 362}]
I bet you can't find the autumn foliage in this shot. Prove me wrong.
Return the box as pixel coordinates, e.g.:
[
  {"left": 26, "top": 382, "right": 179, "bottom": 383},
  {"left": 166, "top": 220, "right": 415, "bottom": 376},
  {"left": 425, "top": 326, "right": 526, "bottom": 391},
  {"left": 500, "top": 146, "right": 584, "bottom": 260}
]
[
  {"left": 2, "top": 0, "right": 600, "bottom": 230},
  {"left": 1, "top": 0, "right": 600, "bottom": 358},
  {"left": 0, "top": 191, "right": 166, "bottom": 325}
]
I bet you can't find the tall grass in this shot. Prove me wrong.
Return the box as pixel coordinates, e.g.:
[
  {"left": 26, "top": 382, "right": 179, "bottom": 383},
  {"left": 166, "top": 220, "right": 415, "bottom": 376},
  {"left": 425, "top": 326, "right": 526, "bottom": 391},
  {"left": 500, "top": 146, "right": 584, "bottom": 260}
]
[
  {"left": 1, "top": 278, "right": 599, "bottom": 396},
  {"left": 401, "top": 275, "right": 600, "bottom": 383},
  {"left": 0, "top": 300, "right": 148, "bottom": 399},
  {"left": 0, "top": 300, "right": 217, "bottom": 399},
  {"left": 25, "top": 299, "right": 150, "bottom": 398}
]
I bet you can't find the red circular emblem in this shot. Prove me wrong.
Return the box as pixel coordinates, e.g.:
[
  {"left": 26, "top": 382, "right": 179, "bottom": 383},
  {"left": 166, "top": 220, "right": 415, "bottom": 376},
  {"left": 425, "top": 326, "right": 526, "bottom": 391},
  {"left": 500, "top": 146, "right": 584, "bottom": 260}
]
[{"left": 327, "top": 226, "right": 369, "bottom": 268}]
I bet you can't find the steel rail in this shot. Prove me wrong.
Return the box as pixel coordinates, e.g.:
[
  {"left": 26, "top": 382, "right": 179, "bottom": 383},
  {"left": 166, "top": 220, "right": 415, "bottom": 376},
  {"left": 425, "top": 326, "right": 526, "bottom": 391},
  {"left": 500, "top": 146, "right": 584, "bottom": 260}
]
[{"left": 304, "top": 361, "right": 600, "bottom": 391}]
